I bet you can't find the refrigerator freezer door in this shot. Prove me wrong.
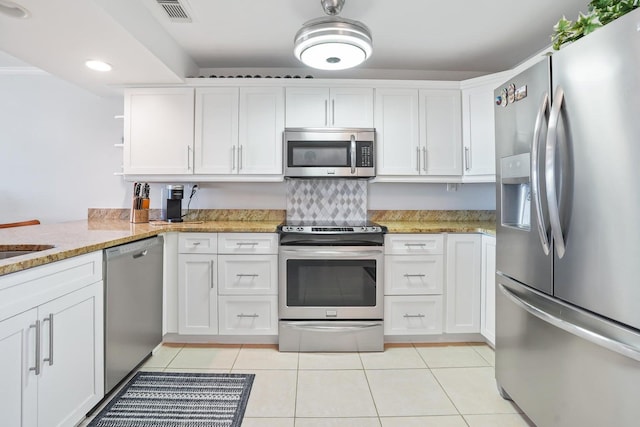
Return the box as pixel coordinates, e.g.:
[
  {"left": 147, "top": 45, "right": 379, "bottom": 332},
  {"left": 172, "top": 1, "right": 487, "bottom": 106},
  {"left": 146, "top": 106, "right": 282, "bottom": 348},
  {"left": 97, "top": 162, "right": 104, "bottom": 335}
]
[
  {"left": 494, "top": 58, "right": 553, "bottom": 294},
  {"left": 496, "top": 273, "right": 640, "bottom": 427},
  {"left": 550, "top": 9, "right": 640, "bottom": 331}
]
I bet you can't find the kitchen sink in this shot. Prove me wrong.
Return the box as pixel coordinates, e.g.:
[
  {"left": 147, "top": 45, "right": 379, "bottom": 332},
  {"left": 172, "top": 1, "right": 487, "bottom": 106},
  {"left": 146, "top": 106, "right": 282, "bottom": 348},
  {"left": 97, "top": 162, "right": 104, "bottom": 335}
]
[{"left": 0, "top": 245, "right": 55, "bottom": 260}]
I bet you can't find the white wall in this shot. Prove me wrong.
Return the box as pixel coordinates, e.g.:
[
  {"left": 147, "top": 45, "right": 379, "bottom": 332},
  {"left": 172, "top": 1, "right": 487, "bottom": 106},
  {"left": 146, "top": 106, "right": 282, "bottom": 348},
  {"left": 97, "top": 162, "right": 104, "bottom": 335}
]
[
  {"left": 0, "top": 72, "right": 495, "bottom": 224},
  {"left": 0, "top": 72, "right": 127, "bottom": 224}
]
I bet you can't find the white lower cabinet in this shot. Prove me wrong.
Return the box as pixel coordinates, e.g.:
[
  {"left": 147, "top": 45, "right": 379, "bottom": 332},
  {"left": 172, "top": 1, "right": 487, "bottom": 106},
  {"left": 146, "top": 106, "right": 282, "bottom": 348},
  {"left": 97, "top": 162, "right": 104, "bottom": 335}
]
[
  {"left": 0, "top": 252, "right": 104, "bottom": 427},
  {"left": 384, "top": 296, "right": 443, "bottom": 335},
  {"left": 218, "top": 296, "right": 278, "bottom": 335},
  {"left": 178, "top": 253, "right": 218, "bottom": 335},
  {"left": 384, "top": 234, "right": 444, "bottom": 336},
  {"left": 480, "top": 235, "right": 496, "bottom": 345},
  {"left": 217, "top": 233, "right": 278, "bottom": 336},
  {"left": 218, "top": 255, "right": 277, "bottom": 295},
  {"left": 445, "top": 234, "right": 482, "bottom": 333},
  {"left": 177, "top": 232, "right": 278, "bottom": 338}
]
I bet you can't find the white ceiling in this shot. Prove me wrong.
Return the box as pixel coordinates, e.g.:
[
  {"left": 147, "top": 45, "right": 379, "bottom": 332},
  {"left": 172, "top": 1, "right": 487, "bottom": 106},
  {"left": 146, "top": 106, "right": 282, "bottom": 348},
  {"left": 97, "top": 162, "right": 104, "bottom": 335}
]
[{"left": 0, "top": 0, "right": 590, "bottom": 95}]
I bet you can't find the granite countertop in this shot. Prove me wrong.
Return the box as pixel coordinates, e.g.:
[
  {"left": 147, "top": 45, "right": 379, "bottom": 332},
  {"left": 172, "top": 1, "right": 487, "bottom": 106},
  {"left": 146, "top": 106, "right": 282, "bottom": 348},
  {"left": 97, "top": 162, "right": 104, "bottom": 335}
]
[{"left": 0, "top": 209, "right": 496, "bottom": 277}]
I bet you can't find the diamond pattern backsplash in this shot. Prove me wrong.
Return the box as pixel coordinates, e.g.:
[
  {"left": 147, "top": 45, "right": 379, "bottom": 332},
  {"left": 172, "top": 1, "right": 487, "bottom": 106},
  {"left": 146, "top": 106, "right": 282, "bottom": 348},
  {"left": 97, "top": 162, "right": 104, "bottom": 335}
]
[{"left": 286, "top": 179, "right": 367, "bottom": 223}]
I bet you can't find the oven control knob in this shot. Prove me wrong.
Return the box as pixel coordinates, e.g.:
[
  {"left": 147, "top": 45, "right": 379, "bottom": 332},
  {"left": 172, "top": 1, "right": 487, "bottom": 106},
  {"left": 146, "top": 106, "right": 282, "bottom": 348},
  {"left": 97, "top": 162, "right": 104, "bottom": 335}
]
[{"left": 297, "top": 227, "right": 303, "bottom": 231}]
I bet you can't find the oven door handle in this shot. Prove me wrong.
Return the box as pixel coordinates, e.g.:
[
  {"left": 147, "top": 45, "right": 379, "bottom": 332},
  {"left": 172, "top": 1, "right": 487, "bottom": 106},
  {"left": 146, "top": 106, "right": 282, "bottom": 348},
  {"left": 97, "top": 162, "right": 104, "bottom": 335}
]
[
  {"left": 284, "top": 322, "right": 381, "bottom": 332},
  {"left": 280, "top": 248, "right": 382, "bottom": 257}
]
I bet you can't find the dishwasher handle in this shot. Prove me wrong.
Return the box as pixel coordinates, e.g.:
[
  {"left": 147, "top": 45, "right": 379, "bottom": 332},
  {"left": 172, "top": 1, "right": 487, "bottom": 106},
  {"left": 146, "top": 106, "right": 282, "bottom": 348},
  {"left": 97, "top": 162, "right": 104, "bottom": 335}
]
[{"left": 105, "top": 236, "right": 164, "bottom": 260}]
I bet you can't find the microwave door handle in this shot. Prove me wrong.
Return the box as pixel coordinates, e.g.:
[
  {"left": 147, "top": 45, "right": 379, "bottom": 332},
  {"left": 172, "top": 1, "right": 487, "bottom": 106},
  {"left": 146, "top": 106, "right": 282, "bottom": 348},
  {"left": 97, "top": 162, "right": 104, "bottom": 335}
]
[{"left": 350, "top": 135, "right": 356, "bottom": 174}]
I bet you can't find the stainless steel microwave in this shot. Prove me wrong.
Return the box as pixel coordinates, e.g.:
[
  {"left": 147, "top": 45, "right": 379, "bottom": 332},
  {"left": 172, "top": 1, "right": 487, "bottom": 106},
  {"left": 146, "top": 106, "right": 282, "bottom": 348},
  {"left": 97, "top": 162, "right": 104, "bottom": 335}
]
[{"left": 284, "top": 128, "right": 376, "bottom": 178}]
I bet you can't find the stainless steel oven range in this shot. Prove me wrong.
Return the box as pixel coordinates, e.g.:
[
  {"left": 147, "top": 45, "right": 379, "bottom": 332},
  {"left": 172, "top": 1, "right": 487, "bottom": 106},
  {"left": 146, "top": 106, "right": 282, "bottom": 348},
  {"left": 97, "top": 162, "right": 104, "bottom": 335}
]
[{"left": 278, "top": 222, "right": 386, "bottom": 352}]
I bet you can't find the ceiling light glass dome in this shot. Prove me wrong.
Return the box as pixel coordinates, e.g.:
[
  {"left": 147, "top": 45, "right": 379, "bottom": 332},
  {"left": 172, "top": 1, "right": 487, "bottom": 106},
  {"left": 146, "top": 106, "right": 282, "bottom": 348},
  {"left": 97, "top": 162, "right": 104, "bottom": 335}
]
[{"left": 294, "top": 0, "right": 373, "bottom": 70}]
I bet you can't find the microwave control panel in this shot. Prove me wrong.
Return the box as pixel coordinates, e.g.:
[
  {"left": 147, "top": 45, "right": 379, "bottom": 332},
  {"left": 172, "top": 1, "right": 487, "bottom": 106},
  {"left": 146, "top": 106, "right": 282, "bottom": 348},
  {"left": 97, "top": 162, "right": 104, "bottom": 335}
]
[{"left": 357, "top": 142, "right": 374, "bottom": 167}]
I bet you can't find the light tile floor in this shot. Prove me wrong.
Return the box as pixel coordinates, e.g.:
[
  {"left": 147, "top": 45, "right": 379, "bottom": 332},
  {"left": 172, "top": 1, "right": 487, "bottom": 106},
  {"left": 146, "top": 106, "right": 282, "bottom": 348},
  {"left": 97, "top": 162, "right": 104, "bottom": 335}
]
[{"left": 83, "top": 343, "right": 536, "bottom": 427}]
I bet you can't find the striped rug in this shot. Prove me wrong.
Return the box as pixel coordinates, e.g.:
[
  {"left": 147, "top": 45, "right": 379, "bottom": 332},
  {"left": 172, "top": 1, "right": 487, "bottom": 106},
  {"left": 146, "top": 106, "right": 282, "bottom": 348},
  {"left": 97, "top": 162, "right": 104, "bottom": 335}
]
[{"left": 88, "top": 372, "right": 254, "bottom": 427}]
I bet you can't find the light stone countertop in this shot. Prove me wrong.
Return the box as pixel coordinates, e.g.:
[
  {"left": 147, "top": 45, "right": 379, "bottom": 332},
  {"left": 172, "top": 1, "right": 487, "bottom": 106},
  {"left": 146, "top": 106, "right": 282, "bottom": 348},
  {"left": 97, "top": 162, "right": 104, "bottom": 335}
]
[{"left": 0, "top": 213, "right": 496, "bottom": 277}]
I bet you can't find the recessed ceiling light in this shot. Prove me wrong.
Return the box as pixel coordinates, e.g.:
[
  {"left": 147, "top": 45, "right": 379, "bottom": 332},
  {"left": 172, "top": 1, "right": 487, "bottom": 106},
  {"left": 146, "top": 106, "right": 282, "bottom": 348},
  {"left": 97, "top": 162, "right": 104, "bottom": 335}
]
[
  {"left": 85, "top": 60, "right": 112, "bottom": 72},
  {"left": 0, "top": 0, "right": 30, "bottom": 19}
]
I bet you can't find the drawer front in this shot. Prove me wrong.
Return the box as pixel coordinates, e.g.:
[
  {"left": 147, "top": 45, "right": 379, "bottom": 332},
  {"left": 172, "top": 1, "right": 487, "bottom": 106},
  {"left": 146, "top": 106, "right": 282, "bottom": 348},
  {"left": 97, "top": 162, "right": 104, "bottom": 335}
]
[
  {"left": 0, "top": 251, "right": 103, "bottom": 322},
  {"left": 384, "top": 234, "right": 444, "bottom": 255},
  {"left": 218, "top": 255, "right": 277, "bottom": 295},
  {"left": 384, "top": 255, "right": 443, "bottom": 295},
  {"left": 179, "top": 233, "right": 217, "bottom": 254},
  {"left": 218, "top": 296, "right": 278, "bottom": 335},
  {"left": 384, "top": 295, "right": 443, "bottom": 335},
  {"left": 217, "top": 233, "right": 278, "bottom": 255}
]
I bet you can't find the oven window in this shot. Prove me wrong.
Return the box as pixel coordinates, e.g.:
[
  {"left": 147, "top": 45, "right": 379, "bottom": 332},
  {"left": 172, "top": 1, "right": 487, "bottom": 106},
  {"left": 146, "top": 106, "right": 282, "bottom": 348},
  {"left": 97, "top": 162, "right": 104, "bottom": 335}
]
[
  {"left": 289, "top": 142, "right": 349, "bottom": 167},
  {"left": 286, "top": 260, "right": 377, "bottom": 307}
]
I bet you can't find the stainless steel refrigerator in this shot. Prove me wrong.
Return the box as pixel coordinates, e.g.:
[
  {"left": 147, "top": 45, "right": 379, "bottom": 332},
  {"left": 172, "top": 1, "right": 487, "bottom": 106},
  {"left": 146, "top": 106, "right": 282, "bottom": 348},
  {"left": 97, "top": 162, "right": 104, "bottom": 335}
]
[{"left": 494, "top": 9, "right": 640, "bottom": 427}]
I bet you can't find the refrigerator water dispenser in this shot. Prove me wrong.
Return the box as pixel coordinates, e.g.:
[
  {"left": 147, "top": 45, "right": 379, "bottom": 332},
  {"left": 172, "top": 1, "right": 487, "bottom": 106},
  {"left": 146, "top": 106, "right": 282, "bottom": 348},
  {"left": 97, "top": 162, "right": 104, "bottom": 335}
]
[{"left": 500, "top": 153, "right": 531, "bottom": 230}]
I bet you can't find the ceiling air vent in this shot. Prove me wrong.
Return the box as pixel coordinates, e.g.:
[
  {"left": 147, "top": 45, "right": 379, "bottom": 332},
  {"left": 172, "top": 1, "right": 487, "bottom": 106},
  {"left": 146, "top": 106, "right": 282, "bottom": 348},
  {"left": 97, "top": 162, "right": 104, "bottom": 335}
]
[{"left": 156, "top": 0, "right": 192, "bottom": 23}]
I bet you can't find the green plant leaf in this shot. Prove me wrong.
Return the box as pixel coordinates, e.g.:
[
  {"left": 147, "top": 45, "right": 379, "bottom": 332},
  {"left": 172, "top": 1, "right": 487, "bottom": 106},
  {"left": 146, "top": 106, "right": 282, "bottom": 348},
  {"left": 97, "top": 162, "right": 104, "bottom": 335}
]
[{"left": 575, "top": 12, "right": 603, "bottom": 35}]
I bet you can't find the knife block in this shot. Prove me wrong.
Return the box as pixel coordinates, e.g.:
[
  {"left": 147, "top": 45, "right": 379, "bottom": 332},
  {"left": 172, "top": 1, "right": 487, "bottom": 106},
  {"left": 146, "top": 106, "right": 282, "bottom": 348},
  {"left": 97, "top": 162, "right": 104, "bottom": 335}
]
[{"left": 130, "top": 209, "right": 149, "bottom": 224}]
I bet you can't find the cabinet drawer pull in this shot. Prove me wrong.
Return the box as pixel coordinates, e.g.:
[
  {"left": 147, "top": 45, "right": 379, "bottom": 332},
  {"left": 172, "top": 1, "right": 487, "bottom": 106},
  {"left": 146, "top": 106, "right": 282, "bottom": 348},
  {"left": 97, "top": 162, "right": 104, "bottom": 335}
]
[
  {"left": 29, "top": 321, "right": 41, "bottom": 375},
  {"left": 404, "top": 243, "right": 426, "bottom": 247},
  {"left": 237, "top": 313, "right": 259, "bottom": 318},
  {"left": 191, "top": 241, "right": 201, "bottom": 246},
  {"left": 43, "top": 314, "right": 54, "bottom": 366},
  {"left": 236, "top": 274, "right": 259, "bottom": 278},
  {"left": 403, "top": 313, "right": 426, "bottom": 319},
  {"left": 236, "top": 242, "right": 259, "bottom": 246},
  {"left": 403, "top": 274, "right": 426, "bottom": 278}
]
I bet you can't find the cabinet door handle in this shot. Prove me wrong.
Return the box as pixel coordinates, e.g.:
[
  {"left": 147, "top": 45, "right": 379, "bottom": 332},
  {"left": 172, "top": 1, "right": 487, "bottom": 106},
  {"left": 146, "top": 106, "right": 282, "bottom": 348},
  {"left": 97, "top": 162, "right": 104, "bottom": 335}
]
[
  {"left": 239, "top": 145, "right": 243, "bottom": 171},
  {"left": 422, "top": 147, "right": 427, "bottom": 172},
  {"left": 236, "top": 274, "right": 259, "bottom": 278},
  {"left": 29, "top": 321, "right": 41, "bottom": 375},
  {"left": 187, "top": 145, "right": 192, "bottom": 171},
  {"left": 403, "top": 313, "right": 426, "bottom": 319},
  {"left": 214, "top": 260, "right": 215, "bottom": 289},
  {"left": 403, "top": 274, "right": 426, "bottom": 278},
  {"left": 324, "top": 100, "right": 328, "bottom": 126},
  {"left": 237, "top": 313, "right": 259, "bottom": 318},
  {"left": 232, "top": 145, "right": 237, "bottom": 170},
  {"left": 332, "top": 99, "right": 335, "bottom": 125},
  {"left": 464, "top": 146, "right": 471, "bottom": 171},
  {"left": 43, "top": 314, "right": 54, "bottom": 366},
  {"left": 416, "top": 146, "right": 420, "bottom": 172}
]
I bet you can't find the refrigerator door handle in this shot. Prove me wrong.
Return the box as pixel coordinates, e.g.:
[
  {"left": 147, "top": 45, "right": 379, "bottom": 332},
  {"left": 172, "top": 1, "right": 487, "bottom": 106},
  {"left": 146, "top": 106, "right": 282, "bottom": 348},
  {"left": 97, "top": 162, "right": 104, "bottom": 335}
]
[
  {"left": 499, "top": 283, "right": 640, "bottom": 362},
  {"left": 531, "top": 92, "right": 551, "bottom": 255},
  {"left": 545, "top": 87, "right": 567, "bottom": 258}
]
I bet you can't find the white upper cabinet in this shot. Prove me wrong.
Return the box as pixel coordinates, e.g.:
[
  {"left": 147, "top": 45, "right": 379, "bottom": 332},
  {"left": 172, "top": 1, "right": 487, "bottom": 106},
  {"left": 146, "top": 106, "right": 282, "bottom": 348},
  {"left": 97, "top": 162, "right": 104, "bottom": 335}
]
[
  {"left": 419, "top": 90, "right": 462, "bottom": 176},
  {"left": 194, "top": 87, "right": 284, "bottom": 176},
  {"left": 194, "top": 87, "right": 239, "bottom": 175},
  {"left": 375, "top": 88, "right": 461, "bottom": 178},
  {"left": 374, "top": 88, "right": 420, "bottom": 176},
  {"left": 461, "top": 73, "right": 509, "bottom": 181},
  {"left": 124, "top": 88, "right": 195, "bottom": 175},
  {"left": 285, "top": 87, "right": 374, "bottom": 128},
  {"left": 238, "top": 87, "right": 285, "bottom": 175}
]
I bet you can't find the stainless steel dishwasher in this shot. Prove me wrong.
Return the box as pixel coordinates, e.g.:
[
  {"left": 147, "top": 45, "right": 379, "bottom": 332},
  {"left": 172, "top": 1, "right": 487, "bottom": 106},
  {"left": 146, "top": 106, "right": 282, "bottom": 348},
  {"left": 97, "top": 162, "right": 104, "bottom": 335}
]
[{"left": 104, "top": 235, "right": 163, "bottom": 394}]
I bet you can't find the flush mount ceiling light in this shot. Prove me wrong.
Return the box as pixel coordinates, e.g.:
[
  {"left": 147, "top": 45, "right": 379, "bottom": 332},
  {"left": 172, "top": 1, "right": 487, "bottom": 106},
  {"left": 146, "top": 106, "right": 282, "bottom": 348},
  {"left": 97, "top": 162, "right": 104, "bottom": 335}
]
[
  {"left": 85, "top": 60, "right": 112, "bottom": 72},
  {"left": 294, "top": 0, "right": 372, "bottom": 71},
  {"left": 0, "top": 0, "right": 30, "bottom": 19}
]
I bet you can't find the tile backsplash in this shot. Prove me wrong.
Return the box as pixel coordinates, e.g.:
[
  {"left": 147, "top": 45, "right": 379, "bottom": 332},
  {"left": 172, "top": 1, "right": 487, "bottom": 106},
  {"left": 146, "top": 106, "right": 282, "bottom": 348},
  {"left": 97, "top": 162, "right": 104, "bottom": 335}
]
[{"left": 286, "top": 179, "right": 367, "bottom": 223}]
